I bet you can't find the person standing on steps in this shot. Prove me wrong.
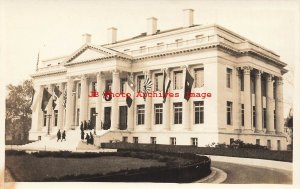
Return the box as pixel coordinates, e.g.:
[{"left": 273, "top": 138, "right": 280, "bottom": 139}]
[
  {"left": 81, "top": 130, "right": 85, "bottom": 141},
  {"left": 85, "top": 133, "right": 90, "bottom": 144},
  {"left": 57, "top": 129, "right": 61, "bottom": 142},
  {"left": 84, "top": 120, "right": 87, "bottom": 130},
  {"left": 61, "top": 130, "right": 66, "bottom": 142},
  {"left": 90, "top": 132, "right": 94, "bottom": 145},
  {"left": 80, "top": 121, "right": 84, "bottom": 132}
]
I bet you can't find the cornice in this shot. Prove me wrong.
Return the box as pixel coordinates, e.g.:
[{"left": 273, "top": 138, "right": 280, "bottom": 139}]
[{"left": 31, "top": 70, "right": 66, "bottom": 78}]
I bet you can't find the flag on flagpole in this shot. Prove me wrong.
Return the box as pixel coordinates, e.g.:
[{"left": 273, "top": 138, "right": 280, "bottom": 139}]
[
  {"left": 41, "top": 88, "right": 52, "bottom": 110},
  {"left": 143, "top": 74, "right": 153, "bottom": 101},
  {"left": 184, "top": 68, "right": 194, "bottom": 101},
  {"left": 163, "top": 69, "right": 171, "bottom": 103},
  {"left": 54, "top": 86, "right": 62, "bottom": 98},
  {"left": 126, "top": 74, "right": 135, "bottom": 108},
  {"left": 52, "top": 86, "right": 62, "bottom": 109}
]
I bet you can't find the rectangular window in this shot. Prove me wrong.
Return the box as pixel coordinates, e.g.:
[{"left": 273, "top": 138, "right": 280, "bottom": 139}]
[
  {"left": 241, "top": 104, "right": 244, "bottom": 126},
  {"left": 92, "top": 81, "right": 96, "bottom": 92},
  {"left": 251, "top": 77, "right": 255, "bottom": 94},
  {"left": 191, "top": 138, "right": 198, "bottom": 146},
  {"left": 194, "top": 68, "right": 204, "bottom": 87},
  {"left": 155, "top": 73, "right": 163, "bottom": 91},
  {"left": 194, "top": 101, "right": 204, "bottom": 124},
  {"left": 133, "top": 137, "right": 138, "bottom": 144},
  {"left": 256, "top": 139, "right": 260, "bottom": 145},
  {"left": 174, "top": 71, "right": 183, "bottom": 90},
  {"left": 274, "top": 110, "right": 276, "bottom": 129},
  {"left": 173, "top": 102, "right": 182, "bottom": 124},
  {"left": 226, "top": 68, "right": 232, "bottom": 88},
  {"left": 78, "top": 83, "right": 81, "bottom": 98},
  {"left": 150, "top": 137, "right": 157, "bottom": 144},
  {"left": 105, "top": 80, "right": 112, "bottom": 91},
  {"left": 122, "top": 136, "right": 128, "bottom": 143},
  {"left": 54, "top": 110, "right": 58, "bottom": 126},
  {"left": 170, "top": 137, "right": 176, "bottom": 145},
  {"left": 263, "top": 108, "right": 267, "bottom": 128},
  {"left": 227, "top": 101, "right": 233, "bottom": 125},
  {"left": 267, "top": 140, "right": 271, "bottom": 149},
  {"left": 240, "top": 72, "right": 244, "bottom": 91},
  {"left": 137, "top": 105, "right": 145, "bottom": 125},
  {"left": 120, "top": 78, "right": 127, "bottom": 93},
  {"left": 253, "top": 106, "right": 256, "bottom": 128},
  {"left": 43, "top": 111, "right": 47, "bottom": 126},
  {"left": 277, "top": 140, "right": 281, "bottom": 150},
  {"left": 230, "top": 138, "right": 234, "bottom": 145},
  {"left": 137, "top": 75, "right": 145, "bottom": 92},
  {"left": 154, "top": 104, "right": 163, "bottom": 124}
]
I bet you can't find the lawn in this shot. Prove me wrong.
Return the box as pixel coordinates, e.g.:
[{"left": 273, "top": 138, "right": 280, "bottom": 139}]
[{"left": 6, "top": 154, "right": 166, "bottom": 182}]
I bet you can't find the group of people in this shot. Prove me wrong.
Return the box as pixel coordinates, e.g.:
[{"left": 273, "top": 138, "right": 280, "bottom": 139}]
[
  {"left": 80, "top": 123, "right": 94, "bottom": 145},
  {"left": 57, "top": 129, "right": 66, "bottom": 142},
  {"left": 80, "top": 120, "right": 94, "bottom": 131}
]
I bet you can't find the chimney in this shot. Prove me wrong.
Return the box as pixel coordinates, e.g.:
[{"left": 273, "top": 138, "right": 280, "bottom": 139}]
[
  {"left": 183, "top": 9, "right": 194, "bottom": 27},
  {"left": 107, "top": 27, "right": 117, "bottom": 44},
  {"left": 82, "top": 33, "right": 91, "bottom": 44},
  {"left": 147, "top": 17, "right": 157, "bottom": 35}
]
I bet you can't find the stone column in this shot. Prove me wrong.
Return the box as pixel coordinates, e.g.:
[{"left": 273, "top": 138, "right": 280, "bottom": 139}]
[
  {"left": 266, "top": 74, "right": 275, "bottom": 134},
  {"left": 80, "top": 75, "right": 89, "bottom": 123},
  {"left": 182, "top": 67, "right": 191, "bottom": 130},
  {"left": 163, "top": 68, "right": 171, "bottom": 131},
  {"left": 65, "top": 77, "right": 75, "bottom": 130},
  {"left": 255, "top": 70, "right": 263, "bottom": 133},
  {"left": 46, "top": 84, "right": 54, "bottom": 133},
  {"left": 96, "top": 72, "right": 104, "bottom": 131},
  {"left": 233, "top": 67, "right": 241, "bottom": 132},
  {"left": 243, "top": 66, "right": 252, "bottom": 132},
  {"left": 111, "top": 70, "right": 120, "bottom": 130},
  {"left": 275, "top": 77, "right": 284, "bottom": 134},
  {"left": 57, "top": 83, "right": 65, "bottom": 130},
  {"left": 144, "top": 70, "right": 152, "bottom": 131}
]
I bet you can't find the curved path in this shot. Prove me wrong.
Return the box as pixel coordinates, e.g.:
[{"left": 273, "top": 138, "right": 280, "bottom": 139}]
[{"left": 201, "top": 155, "right": 292, "bottom": 184}]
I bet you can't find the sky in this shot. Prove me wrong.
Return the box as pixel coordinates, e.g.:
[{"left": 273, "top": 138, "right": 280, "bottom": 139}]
[{"left": 1, "top": 0, "right": 299, "bottom": 114}]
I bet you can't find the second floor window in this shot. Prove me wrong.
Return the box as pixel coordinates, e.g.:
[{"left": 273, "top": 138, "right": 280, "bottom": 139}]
[
  {"left": 226, "top": 68, "right": 232, "bottom": 88},
  {"left": 105, "top": 80, "right": 112, "bottom": 91},
  {"left": 120, "top": 78, "right": 127, "bottom": 93},
  {"left": 194, "top": 68, "right": 204, "bottom": 87},
  {"left": 78, "top": 83, "right": 81, "bottom": 98},
  {"left": 155, "top": 73, "right": 163, "bottom": 91},
  {"left": 174, "top": 71, "right": 183, "bottom": 90},
  {"left": 137, "top": 75, "right": 145, "bottom": 92},
  {"left": 91, "top": 82, "right": 96, "bottom": 91}
]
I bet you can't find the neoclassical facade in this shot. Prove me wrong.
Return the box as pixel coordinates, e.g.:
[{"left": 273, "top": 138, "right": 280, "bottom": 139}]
[{"left": 29, "top": 9, "right": 288, "bottom": 150}]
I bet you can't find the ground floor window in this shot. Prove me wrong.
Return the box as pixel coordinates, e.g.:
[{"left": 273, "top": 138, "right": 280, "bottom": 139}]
[
  {"left": 227, "top": 101, "right": 232, "bottom": 125},
  {"left": 194, "top": 101, "right": 204, "bottom": 124},
  {"left": 256, "top": 139, "right": 260, "bottom": 145},
  {"left": 133, "top": 137, "right": 138, "bottom": 144},
  {"left": 137, "top": 105, "right": 145, "bottom": 125},
  {"left": 43, "top": 111, "right": 47, "bottom": 126},
  {"left": 241, "top": 104, "right": 244, "bottom": 126},
  {"left": 230, "top": 138, "right": 234, "bottom": 145},
  {"left": 263, "top": 108, "right": 267, "bottom": 128},
  {"left": 54, "top": 110, "right": 58, "bottom": 126},
  {"left": 170, "top": 137, "right": 176, "bottom": 145},
  {"left": 173, "top": 103, "right": 182, "bottom": 124},
  {"left": 267, "top": 140, "right": 271, "bottom": 149},
  {"left": 150, "top": 137, "right": 157, "bottom": 144},
  {"left": 191, "top": 138, "right": 198, "bottom": 146},
  {"left": 253, "top": 106, "right": 256, "bottom": 128},
  {"left": 277, "top": 140, "right": 281, "bottom": 150},
  {"left": 154, "top": 104, "right": 163, "bottom": 125},
  {"left": 122, "top": 136, "right": 128, "bottom": 143}
]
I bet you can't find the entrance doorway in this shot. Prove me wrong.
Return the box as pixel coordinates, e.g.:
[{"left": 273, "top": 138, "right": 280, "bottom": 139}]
[
  {"left": 103, "top": 107, "right": 111, "bottom": 130},
  {"left": 119, "top": 106, "right": 127, "bottom": 130},
  {"left": 90, "top": 108, "right": 96, "bottom": 130}
]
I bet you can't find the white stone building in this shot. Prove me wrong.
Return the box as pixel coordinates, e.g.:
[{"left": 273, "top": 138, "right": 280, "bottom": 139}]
[{"left": 29, "top": 9, "right": 288, "bottom": 150}]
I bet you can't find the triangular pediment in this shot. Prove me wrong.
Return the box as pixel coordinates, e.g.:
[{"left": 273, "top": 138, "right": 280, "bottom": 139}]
[{"left": 65, "top": 44, "right": 116, "bottom": 64}]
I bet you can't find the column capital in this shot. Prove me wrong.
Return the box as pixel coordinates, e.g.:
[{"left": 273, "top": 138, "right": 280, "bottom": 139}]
[
  {"left": 161, "top": 68, "right": 170, "bottom": 73},
  {"left": 275, "top": 76, "right": 283, "bottom": 85},
  {"left": 266, "top": 74, "right": 274, "bottom": 82},
  {"left": 143, "top": 69, "right": 152, "bottom": 76},
  {"left": 255, "top": 70, "right": 263, "bottom": 78},
  {"left": 242, "top": 66, "right": 252, "bottom": 75}
]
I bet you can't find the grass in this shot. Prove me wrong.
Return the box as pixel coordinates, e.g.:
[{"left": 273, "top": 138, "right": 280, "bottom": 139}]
[{"left": 6, "top": 154, "right": 166, "bottom": 181}]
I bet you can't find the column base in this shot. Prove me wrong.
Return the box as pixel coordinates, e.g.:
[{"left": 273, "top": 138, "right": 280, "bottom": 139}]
[
  {"left": 242, "top": 129, "right": 253, "bottom": 134},
  {"left": 266, "top": 130, "right": 276, "bottom": 135},
  {"left": 254, "top": 129, "right": 264, "bottom": 134}
]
